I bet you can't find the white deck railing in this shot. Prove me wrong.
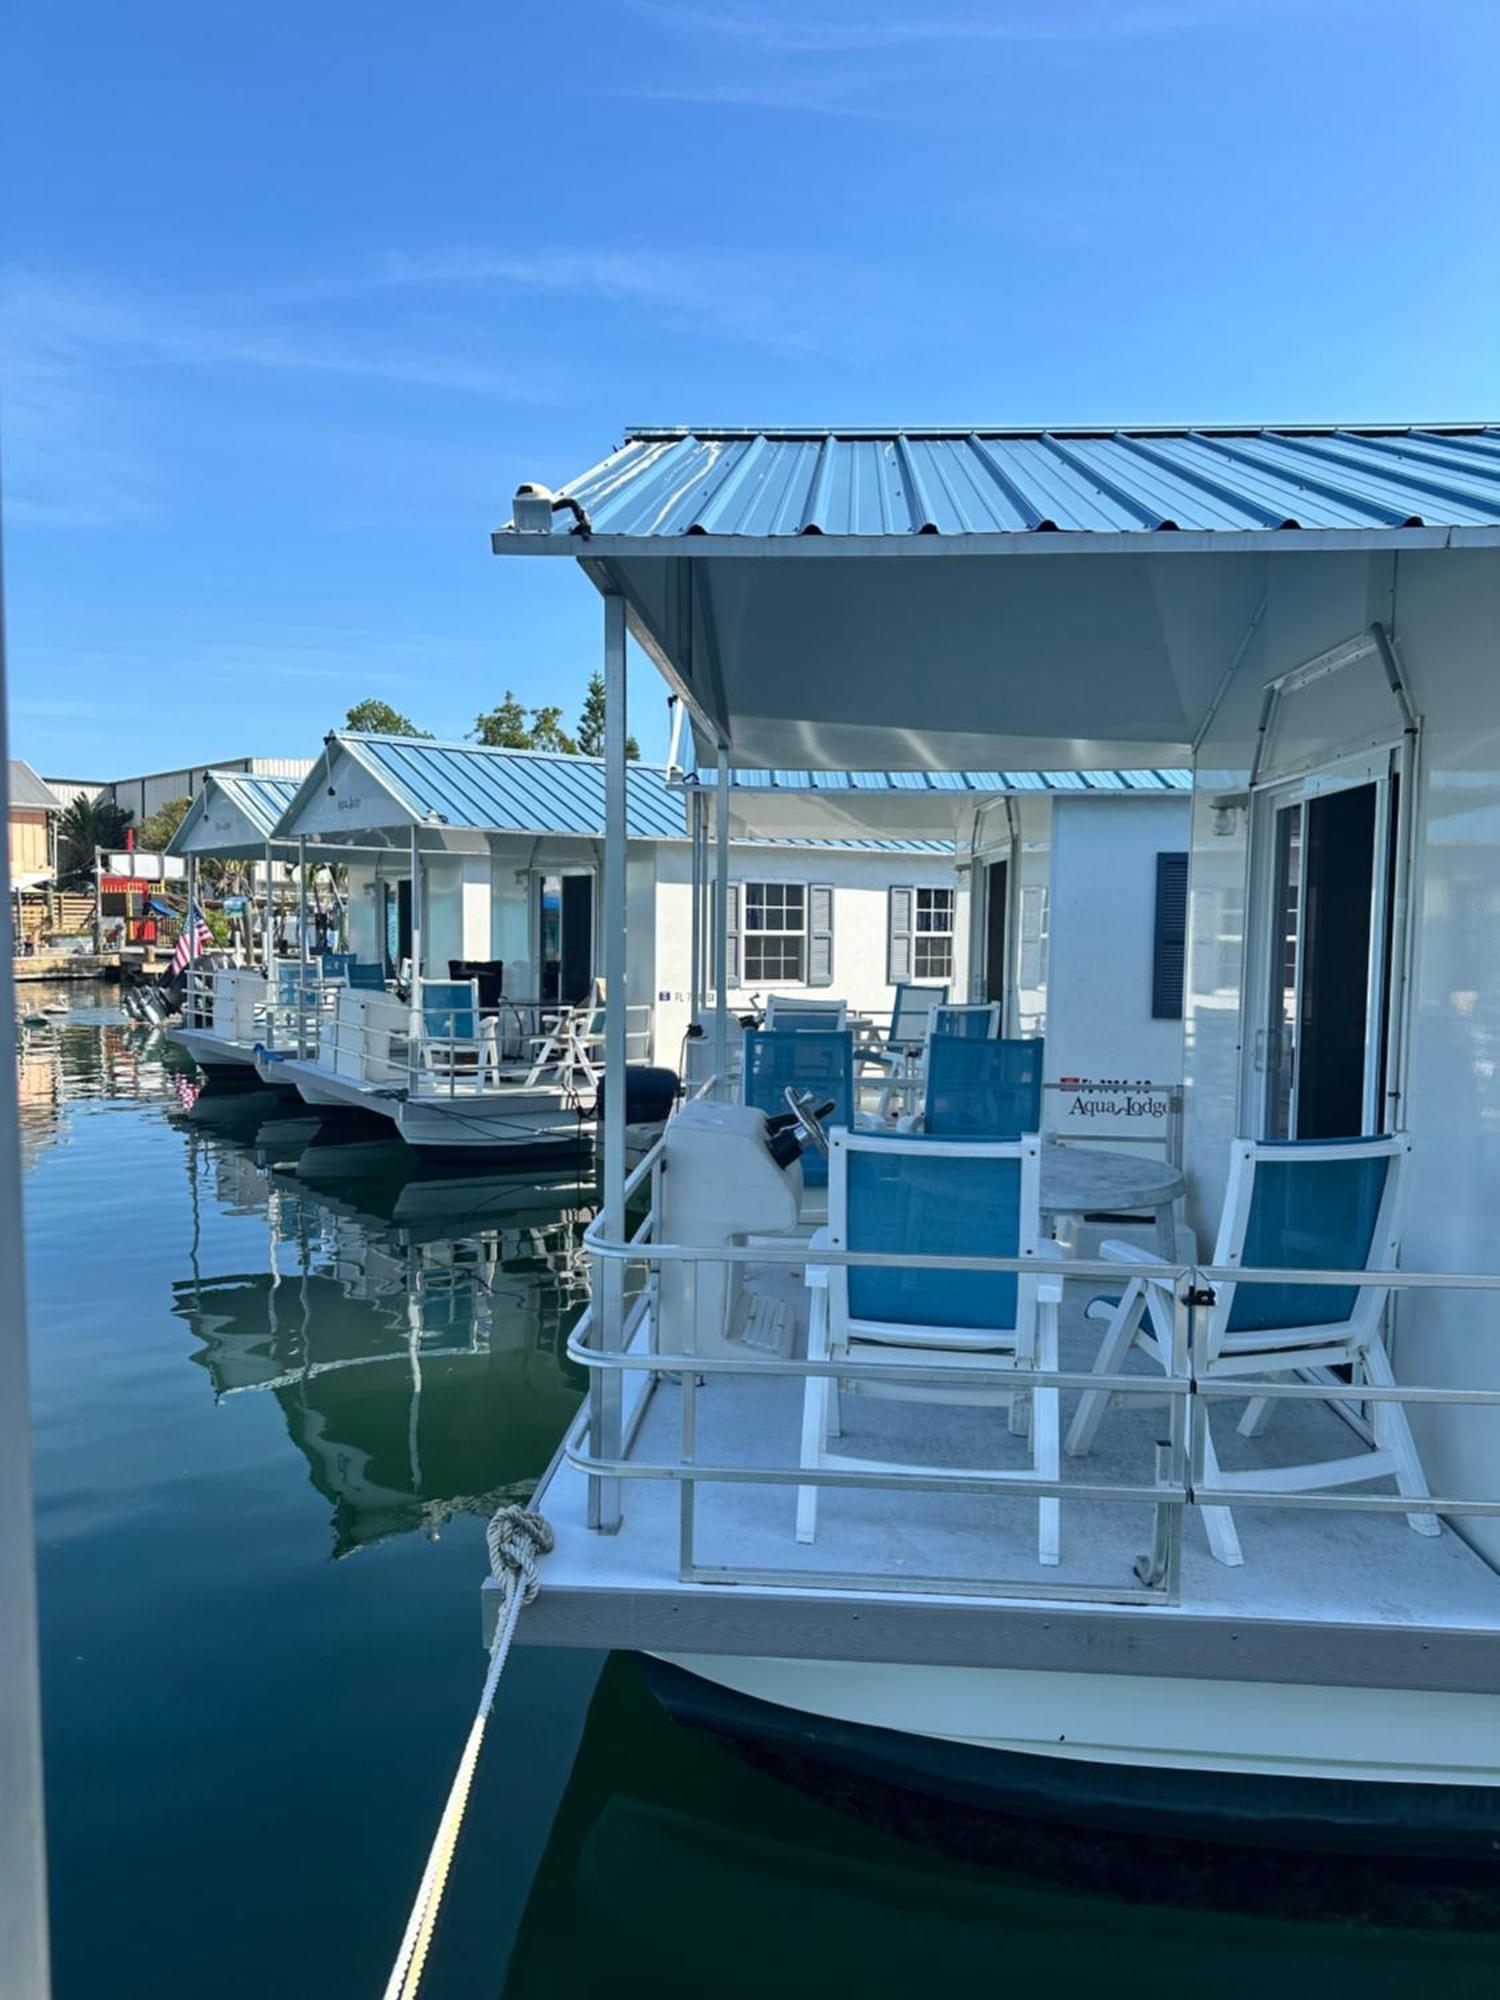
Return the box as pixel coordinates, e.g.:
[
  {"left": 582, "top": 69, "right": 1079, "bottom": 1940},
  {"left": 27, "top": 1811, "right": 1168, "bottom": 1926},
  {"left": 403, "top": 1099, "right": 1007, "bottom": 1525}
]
[
  {"left": 257, "top": 972, "right": 653, "bottom": 1099},
  {"left": 563, "top": 1124, "right": 1500, "bottom": 1607}
]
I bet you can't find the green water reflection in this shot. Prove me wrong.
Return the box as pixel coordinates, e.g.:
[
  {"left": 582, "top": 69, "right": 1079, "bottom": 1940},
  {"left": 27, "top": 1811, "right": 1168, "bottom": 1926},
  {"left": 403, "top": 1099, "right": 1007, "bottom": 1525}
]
[{"left": 21, "top": 992, "right": 1500, "bottom": 1999}]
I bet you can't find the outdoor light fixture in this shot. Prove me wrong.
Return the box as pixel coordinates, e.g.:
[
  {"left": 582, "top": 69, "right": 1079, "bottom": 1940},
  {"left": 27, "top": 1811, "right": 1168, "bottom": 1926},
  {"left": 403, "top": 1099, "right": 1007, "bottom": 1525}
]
[{"left": 511, "top": 482, "right": 591, "bottom": 536}]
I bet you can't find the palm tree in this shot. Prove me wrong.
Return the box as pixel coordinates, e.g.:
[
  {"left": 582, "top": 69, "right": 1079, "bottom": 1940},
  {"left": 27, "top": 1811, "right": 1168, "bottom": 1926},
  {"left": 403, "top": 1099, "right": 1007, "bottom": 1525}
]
[{"left": 56, "top": 793, "right": 132, "bottom": 885}]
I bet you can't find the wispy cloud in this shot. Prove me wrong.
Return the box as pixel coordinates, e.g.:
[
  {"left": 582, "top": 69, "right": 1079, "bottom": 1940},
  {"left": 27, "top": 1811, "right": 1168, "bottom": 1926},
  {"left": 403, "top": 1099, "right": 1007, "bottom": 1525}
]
[{"left": 627, "top": 0, "right": 1334, "bottom": 53}]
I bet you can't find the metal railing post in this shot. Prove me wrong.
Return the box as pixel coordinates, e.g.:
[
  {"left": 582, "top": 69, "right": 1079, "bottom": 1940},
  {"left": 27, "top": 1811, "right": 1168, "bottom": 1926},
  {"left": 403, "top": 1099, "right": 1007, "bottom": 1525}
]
[
  {"left": 592, "top": 590, "right": 629, "bottom": 1531},
  {"left": 714, "top": 745, "right": 730, "bottom": 1100}
]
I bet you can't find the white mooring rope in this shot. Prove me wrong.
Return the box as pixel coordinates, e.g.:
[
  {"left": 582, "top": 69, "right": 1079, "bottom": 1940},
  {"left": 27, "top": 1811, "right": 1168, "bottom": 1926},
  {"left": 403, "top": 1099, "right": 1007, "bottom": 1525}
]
[{"left": 381, "top": 1505, "right": 554, "bottom": 2000}]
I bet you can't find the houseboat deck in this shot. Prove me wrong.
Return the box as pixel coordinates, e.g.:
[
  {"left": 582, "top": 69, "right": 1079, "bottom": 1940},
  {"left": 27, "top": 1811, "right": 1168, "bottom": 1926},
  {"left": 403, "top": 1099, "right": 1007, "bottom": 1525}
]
[{"left": 514, "top": 1271, "right": 1500, "bottom": 1695}]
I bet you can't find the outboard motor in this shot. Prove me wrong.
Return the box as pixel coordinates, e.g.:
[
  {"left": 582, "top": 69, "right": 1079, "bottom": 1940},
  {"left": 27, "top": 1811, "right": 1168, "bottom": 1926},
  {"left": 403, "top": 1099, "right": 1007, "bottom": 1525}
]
[{"left": 592, "top": 1065, "right": 680, "bottom": 1129}]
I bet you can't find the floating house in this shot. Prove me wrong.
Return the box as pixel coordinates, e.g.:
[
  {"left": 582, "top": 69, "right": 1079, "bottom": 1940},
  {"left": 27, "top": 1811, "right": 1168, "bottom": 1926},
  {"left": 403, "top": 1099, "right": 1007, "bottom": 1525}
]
[
  {"left": 170, "top": 731, "right": 1186, "bottom": 1163},
  {"left": 495, "top": 422, "right": 1500, "bottom": 1845},
  {"left": 165, "top": 769, "right": 302, "bottom": 1082}
]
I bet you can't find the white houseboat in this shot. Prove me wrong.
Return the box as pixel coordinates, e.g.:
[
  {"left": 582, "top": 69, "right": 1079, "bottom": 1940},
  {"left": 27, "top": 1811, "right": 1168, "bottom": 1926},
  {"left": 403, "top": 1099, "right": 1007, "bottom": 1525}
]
[
  {"left": 492, "top": 423, "right": 1500, "bottom": 1850},
  {"left": 164, "top": 769, "right": 302, "bottom": 1086},
  {"left": 250, "top": 731, "right": 1184, "bottom": 1166}
]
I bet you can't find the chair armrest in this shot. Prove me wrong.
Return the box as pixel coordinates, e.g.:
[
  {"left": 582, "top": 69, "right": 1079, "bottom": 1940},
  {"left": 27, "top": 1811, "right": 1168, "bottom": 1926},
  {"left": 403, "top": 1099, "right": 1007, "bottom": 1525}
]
[
  {"left": 1037, "top": 1276, "right": 1064, "bottom": 1307},
  {"left": 1100, "top": 1239, "right": 1172, "bottom": 1271}
]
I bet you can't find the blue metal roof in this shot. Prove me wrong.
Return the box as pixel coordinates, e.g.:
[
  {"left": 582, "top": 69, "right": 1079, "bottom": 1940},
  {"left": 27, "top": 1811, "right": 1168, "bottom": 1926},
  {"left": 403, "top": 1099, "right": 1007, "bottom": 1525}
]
[
  {"left": 716, "top": 767, "right": 1190, "bottom": 794},
  {"left": 295, "top": 738, "right": 1184, "bottom": 848},
  {"left": 168, "top": 770, "right": 301, "bottom": 856},
  {"left": 513, "top": 425, "right": 1500, "bottom": 540},
  {"left": 214, "top": 772, "right": 301, "bottom": 839},
  {"left": 338, "top": 735, "right": 687, "bottom": 840}
]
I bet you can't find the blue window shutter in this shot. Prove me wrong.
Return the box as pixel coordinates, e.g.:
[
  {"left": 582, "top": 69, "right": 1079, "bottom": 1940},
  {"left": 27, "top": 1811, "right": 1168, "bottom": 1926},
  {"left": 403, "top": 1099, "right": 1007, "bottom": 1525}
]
[
  {"left": 808, "top": 884, "right": 834, "bottom": 987},
  {"left": 1152, "top": 852, "right": 1189, "bottom": 1020}
]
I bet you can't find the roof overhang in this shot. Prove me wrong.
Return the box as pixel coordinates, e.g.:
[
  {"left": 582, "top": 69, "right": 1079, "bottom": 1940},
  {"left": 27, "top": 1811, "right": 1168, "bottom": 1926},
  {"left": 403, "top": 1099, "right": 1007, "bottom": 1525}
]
[
  {"left": 494, "top": 426, "right": 1500, "bottom": 770},
  {"left": 687, "top": 771, "right": 1189, "bottom": 843}
]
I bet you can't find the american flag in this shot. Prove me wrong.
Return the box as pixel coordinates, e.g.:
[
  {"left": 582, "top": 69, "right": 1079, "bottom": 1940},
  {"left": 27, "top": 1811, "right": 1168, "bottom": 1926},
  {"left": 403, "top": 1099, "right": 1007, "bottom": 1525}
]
[{"left": 170, "top": 903, "right": 214, "bottom": 976}]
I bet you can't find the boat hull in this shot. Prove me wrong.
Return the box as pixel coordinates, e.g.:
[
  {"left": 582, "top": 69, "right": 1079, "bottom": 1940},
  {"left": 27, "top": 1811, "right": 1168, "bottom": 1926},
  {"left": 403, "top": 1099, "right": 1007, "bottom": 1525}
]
[{"left": 642, "top": 1653, "right": 1500, "bottom": 1857}]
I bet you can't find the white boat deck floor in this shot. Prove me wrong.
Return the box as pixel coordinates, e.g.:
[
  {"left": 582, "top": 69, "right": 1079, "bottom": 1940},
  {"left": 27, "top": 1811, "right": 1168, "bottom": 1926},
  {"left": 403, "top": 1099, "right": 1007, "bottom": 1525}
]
[{"left": 539, "top": 1269, "right": 1500, "bottom": 1633}]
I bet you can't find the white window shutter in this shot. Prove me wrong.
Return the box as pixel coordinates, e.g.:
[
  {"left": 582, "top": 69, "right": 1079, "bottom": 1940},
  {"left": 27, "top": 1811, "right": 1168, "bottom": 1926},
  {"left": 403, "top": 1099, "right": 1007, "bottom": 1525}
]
[
  {"left": 807, "top": 884, "right": 834, "bottom": 987},
  {"left": 888, "top": 885, "right": 914, "bottom": 983},
  {"left": 1019, "top": 886, "right": 1044, "bottom": 988}
]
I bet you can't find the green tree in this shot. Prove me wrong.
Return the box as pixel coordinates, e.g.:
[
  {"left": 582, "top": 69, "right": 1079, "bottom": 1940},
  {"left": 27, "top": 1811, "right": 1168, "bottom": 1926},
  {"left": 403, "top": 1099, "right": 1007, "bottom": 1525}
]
[
  {"left": 137, "top": 796, "right": 192, "bottom": 853},
  {"left": 345, "top": 698, "right": 432, "bottom": 737},
  {"left": 56, "top": 792, "right": 132, "bottom": 885},
  {"left": 470, "top": 692, "right": 534, "bottom": 749},
  {"left": 526, "top": 705, "right": 578, "bottom": 754},
  {"left": 575, "top": 672, "right": 640, "bottom": 760}
]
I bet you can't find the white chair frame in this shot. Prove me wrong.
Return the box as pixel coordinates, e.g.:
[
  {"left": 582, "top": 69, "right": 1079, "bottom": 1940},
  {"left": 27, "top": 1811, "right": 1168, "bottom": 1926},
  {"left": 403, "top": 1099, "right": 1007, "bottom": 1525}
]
[
  {"left": 1066, "top": 1132, "right": 1435, "bottom": 1566},
  {"left": 860, "top": 982, "right": 951, "bottom": 1119},
  {"left": 798, "top": 1128, "right": 1060, "bottom": 1565}
]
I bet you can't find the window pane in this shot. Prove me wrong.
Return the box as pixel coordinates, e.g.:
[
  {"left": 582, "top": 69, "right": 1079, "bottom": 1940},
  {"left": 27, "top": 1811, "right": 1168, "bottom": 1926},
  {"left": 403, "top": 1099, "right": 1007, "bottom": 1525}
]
[{"left": 913, "top": 937, "right": 953, "bottom": 979}]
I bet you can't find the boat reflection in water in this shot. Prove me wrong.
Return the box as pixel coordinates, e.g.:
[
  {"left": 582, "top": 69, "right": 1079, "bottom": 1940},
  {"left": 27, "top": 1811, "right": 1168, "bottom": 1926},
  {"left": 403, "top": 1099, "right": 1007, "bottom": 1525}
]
[
  {"left": 171, "top": 1139, "right": 592, "bottom": 1555},
  {"left": 505, "top": 1655, "right": 1500, "bottom": 2000}
]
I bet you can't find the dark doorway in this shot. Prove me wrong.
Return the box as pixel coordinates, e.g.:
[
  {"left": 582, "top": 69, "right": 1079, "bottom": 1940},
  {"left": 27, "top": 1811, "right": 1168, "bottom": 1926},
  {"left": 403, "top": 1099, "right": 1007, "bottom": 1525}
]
[
  {"left": 1295, "top": 783, "right": 1377, "bottom": 1139},
  {"left": 984, "top": 860, "right": 1009, "bottom": 1005},
  {"left": 384, "top": 878, "right": 413, "bottom": 975},
  {"left": 560, "top": 875, "right": 595, "bottom": 1005}
]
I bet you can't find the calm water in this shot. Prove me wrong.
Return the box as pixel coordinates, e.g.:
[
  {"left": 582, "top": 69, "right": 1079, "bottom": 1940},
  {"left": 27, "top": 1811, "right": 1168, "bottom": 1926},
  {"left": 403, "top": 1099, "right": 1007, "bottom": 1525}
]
[{"left": 21, "top": 991, "right": 1499, "bottom": 1998}]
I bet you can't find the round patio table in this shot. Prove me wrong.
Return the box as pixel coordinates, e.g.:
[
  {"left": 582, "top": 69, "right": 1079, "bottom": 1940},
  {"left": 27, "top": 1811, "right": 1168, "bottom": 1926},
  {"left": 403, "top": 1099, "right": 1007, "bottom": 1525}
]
[{"left": 1039, "top": 1146, "right": 1185, "bottom": 1260}]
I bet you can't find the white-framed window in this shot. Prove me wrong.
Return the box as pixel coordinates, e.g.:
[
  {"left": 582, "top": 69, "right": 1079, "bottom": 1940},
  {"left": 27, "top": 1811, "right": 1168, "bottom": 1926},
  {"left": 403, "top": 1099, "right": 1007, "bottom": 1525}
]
[
  {"left": 743, "top": 880, "right": 807, "bottom": 984},
  {"left": 912, "top": 886, "right": 955, "bottom": 979}
]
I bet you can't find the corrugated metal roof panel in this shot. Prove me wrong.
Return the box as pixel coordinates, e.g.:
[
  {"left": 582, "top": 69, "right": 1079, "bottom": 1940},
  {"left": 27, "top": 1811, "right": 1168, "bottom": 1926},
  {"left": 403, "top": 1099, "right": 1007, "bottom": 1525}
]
[
  {"left": 8, "top": 761, "right": 60, "bottom": 812},
  {"left": 507, "top": 426, "right": 1500, "bottom": 542},
  {"left": 715, "top": 768, "right": 1191, "bottom": 794},
  {"left": 215, "top": 772, "right": 301, "bottom": 840},
  {"left": 340, "top": 736, "right": 687, "bottom": 840}
]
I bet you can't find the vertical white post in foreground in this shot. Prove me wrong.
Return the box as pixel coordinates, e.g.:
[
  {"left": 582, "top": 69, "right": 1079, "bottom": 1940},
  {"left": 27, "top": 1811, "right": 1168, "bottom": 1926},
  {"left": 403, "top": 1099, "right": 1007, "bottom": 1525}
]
[
  {"left": 714, "top": 742, "right": 730, "bottom": 1098},
  {"left": 409, "top": 827, "right": 424, "bottom": 1091},
  {"left": 0, "top": 599, "right": 52, "bottom": 1998},
  {"left": 593, "top": 590, "right": 629, "bottom": 1532},
  {"left": 688, "top": 787, "right": 702, "bottom": 1022}
]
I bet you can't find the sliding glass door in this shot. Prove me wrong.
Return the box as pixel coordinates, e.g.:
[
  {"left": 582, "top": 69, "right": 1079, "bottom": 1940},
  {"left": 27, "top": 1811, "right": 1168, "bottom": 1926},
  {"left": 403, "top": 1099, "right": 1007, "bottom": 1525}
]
[{"left": 1251, "top": 752, "right": 1405, "bottom": 1141}]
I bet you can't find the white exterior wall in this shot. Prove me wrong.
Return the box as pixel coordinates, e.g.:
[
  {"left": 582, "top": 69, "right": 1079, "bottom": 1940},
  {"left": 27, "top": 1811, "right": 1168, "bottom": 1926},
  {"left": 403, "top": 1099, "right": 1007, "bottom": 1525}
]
[
  {"left": 1042, "top": 795, "right": 1190, "bottom": 1139},
  {"left": 650, "top": 844, "right": 967, "bottom": 1062},
  {"left": 1184, "top": 546, "right": 1500, "bottom": 1562}
]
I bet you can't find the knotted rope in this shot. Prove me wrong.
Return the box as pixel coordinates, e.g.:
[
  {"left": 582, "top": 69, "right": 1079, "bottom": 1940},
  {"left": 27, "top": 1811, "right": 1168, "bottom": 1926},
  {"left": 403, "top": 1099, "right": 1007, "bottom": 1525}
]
[{"left": 381, "top": 1506, "right": 554, "bottom": 2000}]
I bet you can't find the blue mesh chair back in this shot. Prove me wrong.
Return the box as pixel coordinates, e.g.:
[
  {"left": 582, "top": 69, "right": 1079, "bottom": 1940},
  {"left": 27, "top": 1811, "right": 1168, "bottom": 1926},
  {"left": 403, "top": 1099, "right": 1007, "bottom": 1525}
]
[
  {"left": 742, "top": 1028, "right": 853, "bottom": 1189},
  {"left": 421, "top": 979, "right": 479, "bottom": 1043},
  {"left": 846, "top": 1139, "right": 1020, "bottom": 1331},
  {"left": 1228, "top": 1140, "right": 1391, "bottom": 1333},
  {"left": 347, "top": 962, "right": 386, "bottom": 991},
  {"left": 320, "top": 952, "right": 355, "bottom": 979},
  {"left": 888, "top": 983, "right": 949, "bottom": 1049},
  {"left": 924, "top": 1036, "right": 1044, "bottom": 1138},
  {"left": 277, "top": 964, "right": 317, "bottom": 1006},
  {"left": 930, "top": 1003, "right": 997, "bottom": 1041},
  {"left": 765, "top": 999, "right": 846, "bottom": 1033}
]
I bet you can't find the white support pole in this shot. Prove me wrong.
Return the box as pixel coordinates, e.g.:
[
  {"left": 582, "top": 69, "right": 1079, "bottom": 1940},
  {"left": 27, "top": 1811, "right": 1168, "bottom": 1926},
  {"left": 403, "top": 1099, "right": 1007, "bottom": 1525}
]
[
  {"left": 409, "top": 826, "right": 424, "bottom": 1090},
  {"left": 262, "top": 843, "right": 275, "bottom": 976},
  {"left": 593, "top": 591, "right": 629, "bottom": 1532},
  {"left": 297, "top": 836, "right": 309, "bottom": 1059},
  {"left": 714, "top": 742, "right": 730, "bottom": 1097},
  {"left": 186, "top": 852, "right": 198, "bottom": 1024},
  {"left": 93, "top": 845, "right": 103, "bottom": 953},
  {"left": 0, "top": 608, "right": 54, "bottom": 2000},
  {"left": 688, "top": 787, "right": 703, "bottom": 1021}
]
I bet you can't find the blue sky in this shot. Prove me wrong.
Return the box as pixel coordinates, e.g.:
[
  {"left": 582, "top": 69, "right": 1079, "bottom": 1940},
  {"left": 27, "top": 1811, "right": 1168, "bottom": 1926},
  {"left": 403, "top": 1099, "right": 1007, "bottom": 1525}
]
[{"left": 4, "top": 0, "right": 1498, "bottom": 778}]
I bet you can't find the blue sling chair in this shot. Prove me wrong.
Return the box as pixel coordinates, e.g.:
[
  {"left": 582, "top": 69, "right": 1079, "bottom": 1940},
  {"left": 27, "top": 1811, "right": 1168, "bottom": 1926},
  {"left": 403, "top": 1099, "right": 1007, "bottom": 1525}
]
[
  {"left": 741, "top": 1028, "right": 855, "bottom": 1190},
  {"left": 922, "top": 1035, "right": 1045, "bottom": 1139},
  {"left": 1066, "top": 1133, "right": 1435, "bottom": 1565},
  {"left": 418, "top": 978, "right": 484, "bottom": 1080},
  {"left": 763, "top": 996, "right": 848, "bottom": 1033},
  {"left": 799, "top": 1127, "right": 1060, "bottom": 1566}
]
